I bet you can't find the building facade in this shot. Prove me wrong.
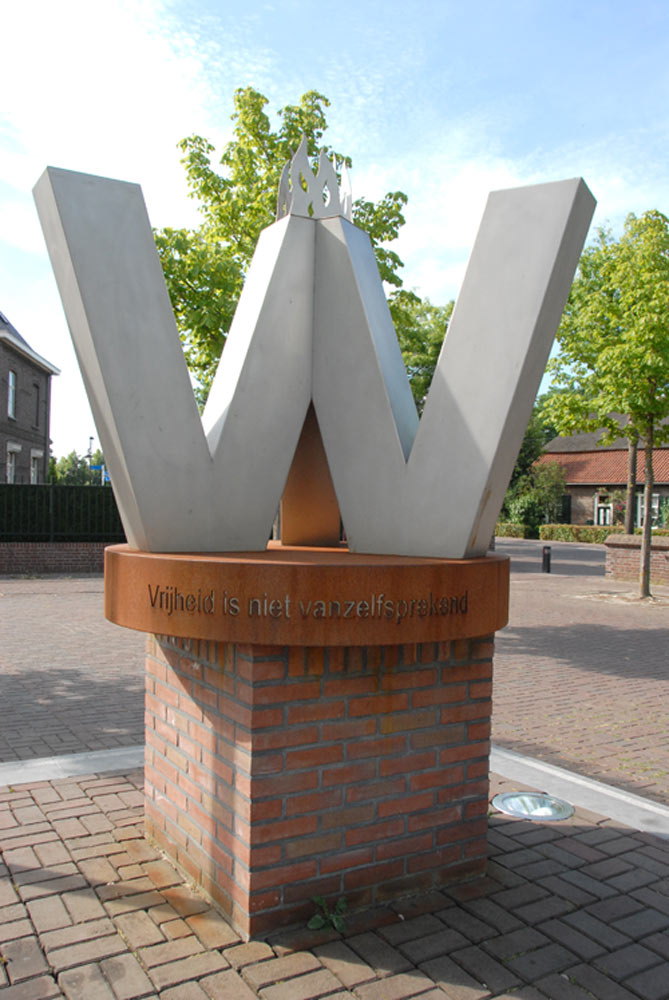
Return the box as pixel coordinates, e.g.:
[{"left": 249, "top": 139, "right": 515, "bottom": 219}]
[
  {"left": 538, "top": 426, "right": 669, "bottom": 528},
  {"left": 0, "top": 310, "right": 59, "bottom": 484}
]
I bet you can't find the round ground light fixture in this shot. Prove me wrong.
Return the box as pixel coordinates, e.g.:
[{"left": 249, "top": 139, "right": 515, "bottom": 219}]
[{"left": 492, "top": 791, "right": 574, "bottom": 822}]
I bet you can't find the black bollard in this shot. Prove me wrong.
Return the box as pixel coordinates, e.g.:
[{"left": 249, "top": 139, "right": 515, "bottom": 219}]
[{"left": 542, "top": 545, "right": 551, "bottom": 573}]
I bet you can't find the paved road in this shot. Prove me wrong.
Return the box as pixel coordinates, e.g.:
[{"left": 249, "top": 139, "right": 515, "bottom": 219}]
[
  {"left": 494, "top": 537, "right": 606, "bottom": 576},
  {"left": 1, "top": 541, "right": 668, "bottom": 804}
]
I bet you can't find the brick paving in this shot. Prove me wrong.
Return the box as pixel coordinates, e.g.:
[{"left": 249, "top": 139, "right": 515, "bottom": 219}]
[
  {"left": 2, "top": 543, "right": 667, "bottom": 806},
  {"left": 0, "top": 579, "right": 144, "bottom": 761},
  {"left": 492, "top": 540, "right": 669, "bottom": 805},
  {"left": 1, "top": 542, "right": 669, "bottom": 997},
  {"left": 1, "top": 769, "right": 669, "bottom": 999}
]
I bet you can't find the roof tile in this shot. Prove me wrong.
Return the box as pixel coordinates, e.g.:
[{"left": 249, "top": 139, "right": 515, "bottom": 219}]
[{"left": 537, "top": 450, "right": 669, "bottom": 485}]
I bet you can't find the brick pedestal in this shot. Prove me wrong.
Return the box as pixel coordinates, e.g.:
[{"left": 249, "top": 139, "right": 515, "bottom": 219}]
[
  {"left": 105, "top": 543, "right": 508, "bottom": 938},
  {"left": 144, "top": 635, "right": 493, "bottom": 938}
]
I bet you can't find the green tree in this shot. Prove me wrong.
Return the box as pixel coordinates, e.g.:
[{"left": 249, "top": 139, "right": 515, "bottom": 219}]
[
  {"left": 500, "top": 392, "right": 561, "bottom": 525},
  {"left": 533, "top": 460, "right": 568, "bottom": 523},
  {"left": 391, "top": 291, "right": 453, "bottom": 407},
  {"left": 507, "top": 393, "right": 559, "bottom": 495},
  {"left": 545, "top": 211, "right": 669, "bottom": 597},
  {"left": 54, "top": 449, "right": 106, "bottom": 485},
  {"left": 155, "top": 87, "right": 411, "bottom": 402},
  {"left": 505, "top": 459, "right": 566, "bottom": 531},
  {"left": 55, "top": 451, "right": 91, "bottom": 485}
]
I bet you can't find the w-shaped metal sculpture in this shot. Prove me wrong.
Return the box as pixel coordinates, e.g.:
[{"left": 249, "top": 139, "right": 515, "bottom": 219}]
[{"left": 34, "top": 146, "right": 594, "bottom": 557}]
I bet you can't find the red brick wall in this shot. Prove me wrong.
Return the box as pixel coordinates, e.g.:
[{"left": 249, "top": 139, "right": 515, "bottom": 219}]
[
  {"left": 568, "top": 487, "right": 595, "bottom": 525},
  {"left": 605, "top": 535, "right": 669, "bottom": 587},
  {"left": 0, "top": 541, "right": 108, "bottom": 574},
  {"left": 144, "top": 634, "right": 493, "bottom": 938}
]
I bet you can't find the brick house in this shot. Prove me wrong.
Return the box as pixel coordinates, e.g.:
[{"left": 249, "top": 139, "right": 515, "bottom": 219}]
[
  {"left": 537, "top": 425, "right": 669, "bottom": 527},
  {"left": 1, "top": 310, "right": 59, "bottom": 484}
]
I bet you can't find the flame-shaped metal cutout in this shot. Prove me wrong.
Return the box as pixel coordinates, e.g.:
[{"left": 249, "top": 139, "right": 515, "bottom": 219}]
[{"left": 276, "top": 137, "right": 352, "bottom": 221}]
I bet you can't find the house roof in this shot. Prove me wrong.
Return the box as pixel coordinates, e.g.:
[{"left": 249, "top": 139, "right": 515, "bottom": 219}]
[
  {"left": 0, "top": 309, "right": 60, "bottom": 375},
  {"left": 545, "top": 428, "right": 628, "bottom": 452},
  {"left": 537, "top": 449, "right": 669, "bottom": 486},
  {"left": 545, "top": 415, "right": 669, "bottom": 453}
]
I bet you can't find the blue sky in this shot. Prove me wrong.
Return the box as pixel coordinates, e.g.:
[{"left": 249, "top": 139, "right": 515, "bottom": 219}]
[{"left": 3, "top": 0, "right": 669, "bottom": 456}]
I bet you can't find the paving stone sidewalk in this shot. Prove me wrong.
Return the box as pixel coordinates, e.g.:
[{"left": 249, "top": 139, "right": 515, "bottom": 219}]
[
  {"left": 2, "top": 542, "right": 667, "bottom": 806},
  {"left": 2, "top": 768, "right": 669, "bottom": 1000},
  {"left": 1, "top": 544, "right": 669, "bottom": 997},
  {"left": 492, "top": 540, "right": 669, "bottom": 806},
  {"left": 0, "top": 579, "right": 145, "bottom": 761}
]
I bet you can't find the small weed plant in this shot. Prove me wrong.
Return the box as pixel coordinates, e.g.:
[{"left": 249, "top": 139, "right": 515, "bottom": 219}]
[{"left": 307, "top": 895, "right": 347, "bottom": 933}]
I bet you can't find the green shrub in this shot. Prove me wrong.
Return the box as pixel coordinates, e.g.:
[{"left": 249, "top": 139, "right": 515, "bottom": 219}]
[
  {"left": 539, "top": 524, "right": 625, "bottom": 543},
  {"left": 506, "top": 493, "right": 543, "bottom": 530},
  {"left": 495, "top": 522, "right": 537, "bottom": 539},
  {"left": 499, "top": 522, "right": 669, "bottom": 544}
]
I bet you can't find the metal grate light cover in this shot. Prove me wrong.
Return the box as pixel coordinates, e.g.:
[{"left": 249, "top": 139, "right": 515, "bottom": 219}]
[{"left": 492, "top": 791, "right": 575, "bottom": 822}]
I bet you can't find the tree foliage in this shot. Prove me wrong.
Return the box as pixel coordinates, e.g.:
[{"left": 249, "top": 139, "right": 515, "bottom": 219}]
[
  {"left": 544, "top": 210, "right": 669, "bottom": 595},
  {"left": 500, "top": 392, "right": 562, "bottom": 529},
  {"left": 390, "top": 291, "right": 453, "bottom": 408},
  {"left": 154, "top": 87, "right": 414, "bottom": 401},
  {"left": 505, "top": 393, "right": 559, "bottom": 495},
  {"left": 509, "top": 464, "right": 567, "bottom": 531},
  {"left": 545, "top": 212, "right": 669, "bottom": 449},
  {"left": 52, "top": 449, "right": 105, "bottom": 485},
  {"left": 504, "top": 452, "right": 566, "bottom": 531}
]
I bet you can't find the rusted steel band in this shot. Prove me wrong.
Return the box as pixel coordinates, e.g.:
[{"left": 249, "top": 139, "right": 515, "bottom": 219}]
[{"left": 105, "top": 543, "right": 509, "bottom": 646}]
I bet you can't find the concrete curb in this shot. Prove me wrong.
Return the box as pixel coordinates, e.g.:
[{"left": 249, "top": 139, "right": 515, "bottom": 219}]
[
  {"left": 0, "top": 744, "right": 144, "bottom": 786},
  {"left": 491, "top": 743, "right": 669, "bottom": 838}
]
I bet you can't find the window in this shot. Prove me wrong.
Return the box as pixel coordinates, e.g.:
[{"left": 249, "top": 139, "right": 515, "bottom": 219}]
[
  {"left": 30, "top": 450, "right": 43, "bottom": 484},
  {"left": 6, "top": 443, "right": 21, "bottom": 484},
  {"left": 595, "top": 492, "right": 612, "bottom": 526},
  {"left": 8, "top": 370, "right": 16, "bottom": 419},
  {"left": 33, "top": 383, "right": 40, "bottom": 428},
  {"left": 637, "top": 492, "right": 661, "bottom": 527},
  {"left": 596, "top": 505, "right": 612, "bottom": 526}
]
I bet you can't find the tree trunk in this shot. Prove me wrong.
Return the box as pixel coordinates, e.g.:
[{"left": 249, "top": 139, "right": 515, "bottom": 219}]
[
  {"left": 624, "top": 434, "right": 637, "bottom": 534},
  {"left": 639, "top": 423, "right": 654, "bottom": 599}
]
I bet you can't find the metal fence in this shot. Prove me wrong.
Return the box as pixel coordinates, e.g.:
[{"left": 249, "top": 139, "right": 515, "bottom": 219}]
[{"left": 0, "top": 484, "right": 126, "bottom": 542}]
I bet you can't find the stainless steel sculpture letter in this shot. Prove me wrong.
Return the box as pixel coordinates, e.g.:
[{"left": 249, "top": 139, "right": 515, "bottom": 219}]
[{"left": 34, "top": 152, "right": 594, "bottom": 557}]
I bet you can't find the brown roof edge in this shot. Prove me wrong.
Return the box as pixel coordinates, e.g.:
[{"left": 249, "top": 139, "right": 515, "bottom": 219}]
[{"left": 544, "top": 415, "right": 669, "bottom": 453}]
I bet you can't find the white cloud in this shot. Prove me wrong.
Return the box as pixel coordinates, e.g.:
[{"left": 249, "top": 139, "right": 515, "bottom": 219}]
[
  {"left": 0, "top": 200, "right": 45, "bottom": 254},
  {"left": 1, "top": 0, "right": 229, "bottom": 455},
  {"left": 2, "top": 0, "right": 223, "bottom": 229},
  {"left": 353, "top": 135, "right": 536, "bottom": 303},
  {"left": 4, "top": 0, "right": 669, "bottom": 456},
  {"left": 351, "top": 115, "right": 669, "bottom": 304}
]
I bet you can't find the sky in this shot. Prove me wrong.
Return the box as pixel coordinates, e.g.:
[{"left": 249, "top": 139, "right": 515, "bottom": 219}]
[{"left": 2, "top": 0, "right": 669, "bottom": 458}]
